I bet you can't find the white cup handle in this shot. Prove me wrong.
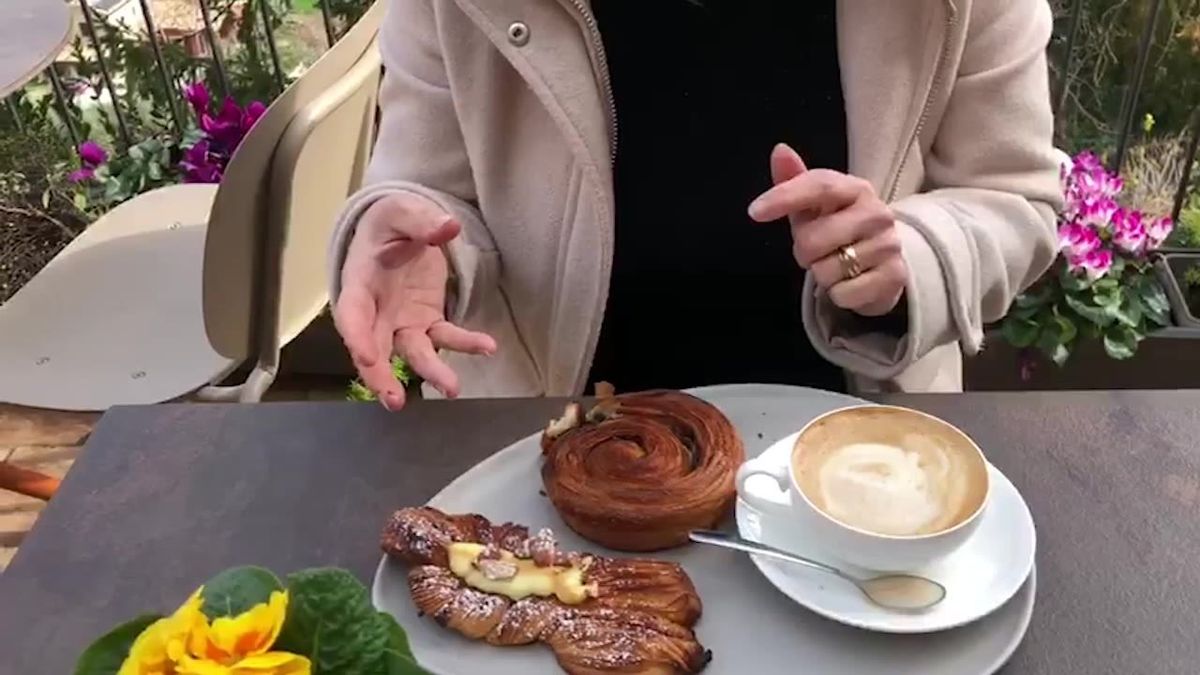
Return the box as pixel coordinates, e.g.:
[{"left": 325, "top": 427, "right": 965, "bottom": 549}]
[{"left": 736, "top": 457, "right": 793, "bottom": 519}]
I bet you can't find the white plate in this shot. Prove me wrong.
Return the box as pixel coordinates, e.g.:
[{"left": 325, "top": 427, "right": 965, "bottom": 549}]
[
  {"left": 738, "top": 447, "right": 1037, "bottom": 633},
  {"left": 374, "top": 384, "right": 1037, "bottom": 674}
]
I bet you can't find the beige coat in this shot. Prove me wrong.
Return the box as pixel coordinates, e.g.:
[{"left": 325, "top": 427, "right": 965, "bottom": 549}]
[{"left": 329, "top": 0, "right": 1063, "bottom": 397}]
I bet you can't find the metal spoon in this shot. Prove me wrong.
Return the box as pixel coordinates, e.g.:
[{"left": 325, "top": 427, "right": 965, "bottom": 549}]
[{"left": 689, "top": 530, "right": 947, "bottom": 612}]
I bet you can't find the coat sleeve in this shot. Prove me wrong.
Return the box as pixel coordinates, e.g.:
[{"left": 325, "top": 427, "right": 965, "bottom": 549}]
[
  {"left": 326, "top": 0, "right": 490, "bottom": 324},
  {"left": 803, "top": 0, "right": 1064, "bottom": 381}
]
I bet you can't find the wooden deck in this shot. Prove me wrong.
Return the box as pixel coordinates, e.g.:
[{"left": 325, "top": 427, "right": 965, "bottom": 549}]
[{"left": 0, "top": 405, "right": 97, "bottom": 570}]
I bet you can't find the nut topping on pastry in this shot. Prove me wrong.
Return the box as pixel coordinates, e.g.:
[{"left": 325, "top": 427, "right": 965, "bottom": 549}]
[
  {"left": 382, "top": 507, "right": 710, "bottom": 674},
  {"left": 545, "top": 402, "right": 585, "bottom": 441}
]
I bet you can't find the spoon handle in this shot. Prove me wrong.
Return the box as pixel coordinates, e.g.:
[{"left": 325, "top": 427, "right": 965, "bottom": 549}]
[{"left": 688, "top": 530, "right": 847, "bottom": 580}]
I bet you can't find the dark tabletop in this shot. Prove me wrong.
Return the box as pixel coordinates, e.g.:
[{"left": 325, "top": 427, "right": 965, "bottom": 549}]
[{"left": 2, "top": 391, "right": 1199, "bottom": 674}]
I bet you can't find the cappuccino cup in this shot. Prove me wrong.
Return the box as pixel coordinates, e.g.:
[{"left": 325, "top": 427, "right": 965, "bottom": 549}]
[{"left": 736, "top": 405, "right": 990, "bottom": 572}]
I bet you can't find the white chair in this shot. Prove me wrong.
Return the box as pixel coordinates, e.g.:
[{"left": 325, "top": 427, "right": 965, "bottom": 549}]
[{"left": 0, "top": 2, "right": 384, "bottom": 412}]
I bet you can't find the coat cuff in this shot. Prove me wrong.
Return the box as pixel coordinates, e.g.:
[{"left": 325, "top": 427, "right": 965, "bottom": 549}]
[{"left": 802, "top": 216, "right": 971, "bottom": 382}]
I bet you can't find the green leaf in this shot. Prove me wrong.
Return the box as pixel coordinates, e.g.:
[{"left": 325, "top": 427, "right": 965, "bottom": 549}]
[
  {"left": 74, "top": 614, "right": 160, "bottom": 675},
  {"left": 1139, "top": 279, "right": 1172, "bottom": 323},
  {"left": 379, "top": 611, "right": 413, "bottom": 657},
  {"left": 1103, "top": 327, "right": 1139, "bottom": 360},
  {"left": 1064, "top": 292, "right": 1115, "bottom": 327},
  {"left": 147, "top": 161, "right": 162, "bottom": 181},
  {"left": 1015, "top": 286, "right": 1053, "bottom": 309},
  {"left": 73, "top": 193, "right": 88, "bottom": 211},
  {"left": 275, "top": 568, "right": 402, "bottom": 675},
  {"left": 1059, "top": 265, "right": 1090, "bottom": 292},
  {"left": 200, "top": 566, "right": 284, "bottom": 620},
  {"left": 1001, "top": 316, "right": 1040, "bottom": 348},
  {"left": 128, "top": 144, "right": 144, "bottom": 161},
  {"left": 1009, "top": 304, "right": 1041, "bottom": 320},
  {"left": 1052, "top": 314, "right": 1078, "bottom": 344},
  {"left": 379, "top": 612, "right": 427, "bottom": 673},
  {"left": 384, "top": 650, "right": 428, "bottom": 675}
]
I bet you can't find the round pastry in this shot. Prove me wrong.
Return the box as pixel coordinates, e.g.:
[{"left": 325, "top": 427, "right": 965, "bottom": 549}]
[{"left": 540, "top": 390, "right": 745, "bottom": 552}]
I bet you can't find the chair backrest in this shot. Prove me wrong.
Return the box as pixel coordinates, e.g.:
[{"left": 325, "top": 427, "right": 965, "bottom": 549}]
[{"left": 202, "top": 2, "right": 384, "bottom": 366}]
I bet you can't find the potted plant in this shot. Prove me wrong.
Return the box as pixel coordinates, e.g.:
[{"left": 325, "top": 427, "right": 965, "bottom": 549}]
[{"left": 995, "top": 151, "right": 1178, "bottom": 381}]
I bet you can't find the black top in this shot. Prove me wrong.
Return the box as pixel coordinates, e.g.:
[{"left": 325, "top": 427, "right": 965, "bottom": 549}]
[{"left": 587, "top": 0, "right": 849, "bottom": 393}]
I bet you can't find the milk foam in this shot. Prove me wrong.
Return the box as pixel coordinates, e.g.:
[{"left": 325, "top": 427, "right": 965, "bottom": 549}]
[{"left": 813, "top": 441, "right": 955, "bottom": 536}]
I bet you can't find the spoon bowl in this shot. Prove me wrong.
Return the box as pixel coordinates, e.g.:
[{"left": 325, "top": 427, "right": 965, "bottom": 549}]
[{"left": 689, "top": 530, "right": 947, "bottom": 612}]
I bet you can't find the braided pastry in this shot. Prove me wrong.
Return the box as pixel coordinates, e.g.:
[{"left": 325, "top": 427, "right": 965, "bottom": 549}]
[
  {"left": 382, "top": 507, "right": 711, "bottom": 675},
  {"left": 540, "top": 390, "right": 744, "bottom": 551}
]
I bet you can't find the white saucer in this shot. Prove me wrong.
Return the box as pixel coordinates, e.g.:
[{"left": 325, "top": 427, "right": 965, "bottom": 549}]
[{"left": 737, "top": 446, "right": 1036, "bottom": 634}]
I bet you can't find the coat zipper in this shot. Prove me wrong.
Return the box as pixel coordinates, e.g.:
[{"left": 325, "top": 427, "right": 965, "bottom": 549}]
[
  {"left": 885, "top": 0, "right": 959, "bottom": 203},
  {"left": 564, "top": 0, "right": 618, "bottom": 161},
  {"left": 557, "top": 0, "right": 618, "bottom": 394}
]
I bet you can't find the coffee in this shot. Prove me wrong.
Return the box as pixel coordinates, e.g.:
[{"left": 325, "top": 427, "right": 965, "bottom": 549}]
[{"left": 792, "top": 407, "right": 987, "bottom": 537}]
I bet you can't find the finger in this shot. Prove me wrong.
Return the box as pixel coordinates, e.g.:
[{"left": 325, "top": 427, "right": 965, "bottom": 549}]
[
  {"left": 790, "top": 201, "right": 895, "bottom": 268},
  {"left": 365, "top": 195, "right": 462, "bottom": 246},
  {"left": 333, "top": 284, "right": 380, "bottom": 368},
  {"left": 749, "top": 170, "right": 872, "bottom": 223},
  {"left": 428, "top": 321, "right": 497, "bottom": 355},
  {"left": 770, "top": 143, "right": 807, "bottom": 185},
  {"left": 358, "top": 321, "right": 408, "bottom": 410},
  {"left": 808, "top": 228, "right": 903, "bottom": 288},
  {"left": 396, "top": 328, "right": 461, "bottom": 398},
  {"left": 827, "top": 256, "right": 909, "bottom": 316}
]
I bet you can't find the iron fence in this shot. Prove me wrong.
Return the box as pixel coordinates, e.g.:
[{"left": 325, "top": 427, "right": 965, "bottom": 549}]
[
  {"left": 4, "top": 0, "right": 354, "bottom": 150},
  {"left": 4, "top": 0, "right": 1200, "bottom": 219}
]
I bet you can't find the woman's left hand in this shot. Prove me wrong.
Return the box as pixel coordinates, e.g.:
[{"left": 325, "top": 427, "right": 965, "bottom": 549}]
[{"left": 749, "top": 143, "right": 908, "bottom": 317}]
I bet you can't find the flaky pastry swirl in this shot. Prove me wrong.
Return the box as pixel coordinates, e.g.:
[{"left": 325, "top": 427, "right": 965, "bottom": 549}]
[
  {"left": 540, "top": 390, "right": 745, "bottom": 551},
  {"left": 382, "top": 507, "right": 711, "bottom": 675}
]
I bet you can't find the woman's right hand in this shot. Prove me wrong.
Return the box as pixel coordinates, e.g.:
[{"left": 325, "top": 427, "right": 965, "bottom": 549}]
[{"left": 334, "top": 193, "right": 497, "bottom": 410}]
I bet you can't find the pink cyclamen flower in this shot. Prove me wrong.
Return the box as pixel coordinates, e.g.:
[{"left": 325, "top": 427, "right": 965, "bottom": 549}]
[
  {"left": 1074, "top": 169, "right": 1124, "bottom": 200},
  {"left": 77, "top": 140, "right": 108, "bottom": 168},
  {"left": 183, "top": 81, "right": 211, "bottom": 118},
  {"left": 1111, "top": 209, "right": 1148, "bottom": 255},
  {"left": 1072, "top": 151, "right": 1105, "bottom": 174},
  {"left": 1068, "top": 248, "right": 1114, "bottom": 282},
  {"left": 1058, "top": 222, "right": 1102, "bottom": 257},
  {"left": 1076, "top": 196, "right": 1120, "bottom": 232},
  {"left": 242, "top": 100, "right": 266, "bottom": 131},
  {"left": 179, "top": 140, "right": 222, "bottom": 183},
  {"left": 68, "top": 167, "right": 95, "bottom": 183},
  {"left": 1146, "top": 216, "right": 1174, "bottom": 249}
]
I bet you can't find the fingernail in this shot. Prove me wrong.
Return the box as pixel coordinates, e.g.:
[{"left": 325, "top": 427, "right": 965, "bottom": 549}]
[
  {"left": 748, "top": 199, "right": 766, "bottom": 221},
  {"left": 380, "top": 391, "right": 398, "bottom": 410}
]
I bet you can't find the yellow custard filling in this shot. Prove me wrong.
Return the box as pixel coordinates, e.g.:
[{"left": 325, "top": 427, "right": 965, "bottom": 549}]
[{"left": 447, "top": 542, "right": 593, "bottom": 605}]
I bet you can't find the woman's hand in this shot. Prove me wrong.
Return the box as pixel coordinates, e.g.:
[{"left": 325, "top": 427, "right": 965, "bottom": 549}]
[
  {"left": 749, "top": 144, "right": 908, "bottom": 317},
  {"left": 334, "top": 193, "right": 496, "bottom": 410}
]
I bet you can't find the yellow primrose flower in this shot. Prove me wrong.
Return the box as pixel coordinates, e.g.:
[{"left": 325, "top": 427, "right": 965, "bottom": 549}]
[
  {"left": 118, "top": 587, "right": 309, "bottom": 675},
  {"left": 118, "top": 588, "right": 207, "bottom": 675},
  {"left": 177, "top": 652, "right": 311, "bottom": 675},
  {"left": 182, "top": 590, "right": 310, "bottom": 675}
]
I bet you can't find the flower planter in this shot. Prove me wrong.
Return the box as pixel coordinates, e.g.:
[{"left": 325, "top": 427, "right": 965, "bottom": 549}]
[
  {"left": 1155, "top": 252, "right": 1200, "bottom": 329},
  {"left": 967, "top": 327, "right": 1200, "bottom": 391}
]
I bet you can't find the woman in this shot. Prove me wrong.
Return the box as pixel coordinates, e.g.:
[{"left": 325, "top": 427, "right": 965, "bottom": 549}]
[{"left": 329, "top": 0, "right": 1062, "bottom": 410}]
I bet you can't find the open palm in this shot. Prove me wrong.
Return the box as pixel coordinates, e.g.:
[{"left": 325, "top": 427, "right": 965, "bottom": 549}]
[{"left": 334, "top": 193, "right": 496, "bottom": 410}]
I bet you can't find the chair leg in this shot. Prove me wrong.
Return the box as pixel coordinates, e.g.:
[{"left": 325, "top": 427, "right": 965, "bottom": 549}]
[
  {"left": 194, "top": 363, "right": 278, "bottom": 404},
  {"left": 0, "top": 462, "right": 60, "bottom": 501}
]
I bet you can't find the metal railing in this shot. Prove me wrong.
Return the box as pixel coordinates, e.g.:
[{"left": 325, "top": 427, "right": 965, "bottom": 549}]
[
  {"left": 4, "top": 0, "right": 359, "bottom": 151},
  {"left": 4, "top": 0, "right": 1200, "bottom": 219}
]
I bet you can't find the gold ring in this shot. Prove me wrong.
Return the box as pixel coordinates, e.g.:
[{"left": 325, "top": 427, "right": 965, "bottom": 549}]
[{"left": 837, "top": 245, "right": 863, "bottom": 280}]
